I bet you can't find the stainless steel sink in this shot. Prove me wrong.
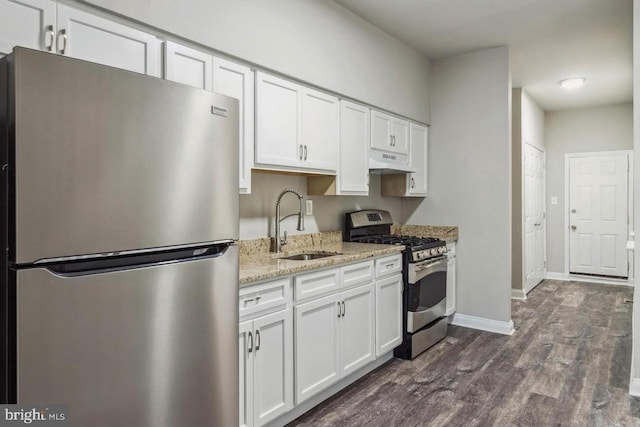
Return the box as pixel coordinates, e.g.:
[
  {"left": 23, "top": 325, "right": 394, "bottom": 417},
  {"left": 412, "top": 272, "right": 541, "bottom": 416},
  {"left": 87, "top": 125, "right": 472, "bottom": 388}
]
[{"left": 278, "top": 251, "right": 342, "bottom": 261}]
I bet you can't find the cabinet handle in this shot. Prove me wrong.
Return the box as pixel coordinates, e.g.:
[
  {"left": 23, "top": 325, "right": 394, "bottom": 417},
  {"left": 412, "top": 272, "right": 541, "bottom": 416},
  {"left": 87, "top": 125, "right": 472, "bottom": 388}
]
[
  {"left": 385, "top": 263, "right": 395, "bottom": 269},
  {"left": 299, "top": 144, "right": 303, "bottom": 160},
  {"left": 337, "top": 301, "right": 341, "bottom": 318},
  {"left": 247, "top": 331, "right": 253, "bottom": 353},
  {"left": 341, "top": 301, "right": 345, "bottom": 317},
  {"left": 411, "top": 177, "right": 415, "bottom": 189},
  {"left": 58, "top": 29, "right": 68, "bottom": 55},
  {"left": 255, "top": 330, "right": 261, "bottom": 351},
  {"left": 389, "top": 135, "right": 393, "bottom": 147},
  {"left": 44, "top": 25, "right": 55, "bottom": 52},
  {"left": 304, "top": 145, "right": 308, "bottom": 161}
]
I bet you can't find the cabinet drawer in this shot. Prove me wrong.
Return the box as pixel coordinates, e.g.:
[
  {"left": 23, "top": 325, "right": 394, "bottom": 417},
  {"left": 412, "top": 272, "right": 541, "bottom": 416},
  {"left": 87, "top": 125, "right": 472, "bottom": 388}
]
[
  {"left": 340, "top": 261, "right": 374, "bottom": 289},
  {"left": 295, "top": 268, "right": 340, "bottom": 302},
  {"left": 375, "top": 254, "right": 403, "bottom": 278},
  {"left": 239, "top": 278, "right": 290, "bottom": 319}
]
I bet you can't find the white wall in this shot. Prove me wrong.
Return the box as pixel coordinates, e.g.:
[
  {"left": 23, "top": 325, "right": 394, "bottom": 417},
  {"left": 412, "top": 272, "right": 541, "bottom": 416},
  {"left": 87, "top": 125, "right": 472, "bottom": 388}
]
[
  {"left": 630, "top": 0, "right": 639, "bottom": 393},
  {"left": 512, "top": 89, "right": 545, "bottom": 294},
  {"left": 239, "top": 173, "right": 403, "bottom": 240},
  {"left": 544, "top": 103, "right": 633, "bottom": 273},
  {"left": 85, "top": 0, "right": 431, "bottom": 122},
  {"left": 403, "top": 47, "right": 513, "bottom": 325}
]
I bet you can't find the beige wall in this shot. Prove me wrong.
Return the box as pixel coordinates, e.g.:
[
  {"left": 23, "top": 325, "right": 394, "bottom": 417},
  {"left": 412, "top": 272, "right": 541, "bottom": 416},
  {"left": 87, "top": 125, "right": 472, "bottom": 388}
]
[
  {"left": 403, "top": 47, "right": 513, "bottom": 325},
  {"left": 545, "top": 103, "right": 633, "bottom": 273},
  {"left": 239, "top": 173, "right": 403, "bottom": 240},
  {"left": 85, "top": 0, "right": 431, "bottom": 123}
]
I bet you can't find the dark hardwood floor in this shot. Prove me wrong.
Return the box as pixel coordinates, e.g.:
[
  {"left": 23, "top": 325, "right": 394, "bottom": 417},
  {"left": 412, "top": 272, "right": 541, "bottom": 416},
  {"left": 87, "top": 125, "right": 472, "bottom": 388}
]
[{"left": 288, "top": 280, "right": 640, "bottom": 426}]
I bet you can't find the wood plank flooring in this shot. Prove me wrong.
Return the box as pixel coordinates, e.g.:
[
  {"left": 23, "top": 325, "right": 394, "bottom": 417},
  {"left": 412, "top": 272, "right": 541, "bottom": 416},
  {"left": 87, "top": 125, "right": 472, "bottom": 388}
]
[{"left": 288, "top": 280, "right": 640, "bottom": 426}]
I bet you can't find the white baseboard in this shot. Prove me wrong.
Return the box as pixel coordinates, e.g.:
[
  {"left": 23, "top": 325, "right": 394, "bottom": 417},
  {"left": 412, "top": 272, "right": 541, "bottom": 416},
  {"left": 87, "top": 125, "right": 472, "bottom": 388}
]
[
  {"left": 451, "top": 313, "right": 515, "bottom": 336},
  {"left": 546, "top": 271, "right": 633, "bottom": 287},
  {"left": 511, "top": 288, "right": 526, "bottom": 300},
  {"left": 630, "top": 377, "right": 640, "bottom": 397}
]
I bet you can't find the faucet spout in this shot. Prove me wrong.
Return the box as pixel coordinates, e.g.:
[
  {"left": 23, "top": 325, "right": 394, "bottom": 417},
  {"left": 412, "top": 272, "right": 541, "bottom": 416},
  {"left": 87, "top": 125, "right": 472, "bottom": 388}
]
[{"left": 273, "top": 188, "right": 305, "bottom": 253}]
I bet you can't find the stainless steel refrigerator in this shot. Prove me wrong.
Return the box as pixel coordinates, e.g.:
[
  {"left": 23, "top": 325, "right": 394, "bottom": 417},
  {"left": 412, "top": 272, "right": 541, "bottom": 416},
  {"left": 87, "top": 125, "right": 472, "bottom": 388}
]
[{"left": 0, "top": 48, "right": 239, "bottom": 426}]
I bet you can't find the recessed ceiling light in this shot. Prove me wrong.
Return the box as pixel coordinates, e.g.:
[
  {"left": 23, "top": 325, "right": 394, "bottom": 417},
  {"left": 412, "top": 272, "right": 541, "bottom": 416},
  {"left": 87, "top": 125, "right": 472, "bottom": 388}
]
[{"left": 559, "top": 77, "right": 586, "bottom": 89}]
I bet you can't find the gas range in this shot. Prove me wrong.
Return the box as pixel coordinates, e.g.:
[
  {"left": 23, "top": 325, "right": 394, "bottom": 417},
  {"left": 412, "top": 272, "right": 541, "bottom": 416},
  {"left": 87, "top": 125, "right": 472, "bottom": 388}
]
[
  {"left": 344, "top": 210, "right": 446, "bottom": 262},
  {"left": 344, "top": 209, "right": 448, "bottom": 360}
]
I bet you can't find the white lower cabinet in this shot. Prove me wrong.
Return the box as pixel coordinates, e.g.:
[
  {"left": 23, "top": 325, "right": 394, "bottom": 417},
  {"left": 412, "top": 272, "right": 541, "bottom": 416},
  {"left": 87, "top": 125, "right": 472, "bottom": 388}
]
[
  {"left": 294, "top": 294, "right": 340, "bottom": 403},
  {"left": 374, "top": 269, "right": 402, "bottom": 357},
  {"left": 446, "top": 242, "right": 457, "bottom": 316},
  {"left": 294, "top": 282, "right": 374, "bottom": 404},
  {"left": 239, "top": 308, "right": 293, "bottom": 427}
]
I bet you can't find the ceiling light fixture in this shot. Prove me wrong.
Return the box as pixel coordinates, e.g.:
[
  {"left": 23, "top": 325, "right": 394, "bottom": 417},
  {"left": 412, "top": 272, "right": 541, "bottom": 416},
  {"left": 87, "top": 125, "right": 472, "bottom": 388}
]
[{"left": 559, "top": 77, "right": 586, "bottom": 89}]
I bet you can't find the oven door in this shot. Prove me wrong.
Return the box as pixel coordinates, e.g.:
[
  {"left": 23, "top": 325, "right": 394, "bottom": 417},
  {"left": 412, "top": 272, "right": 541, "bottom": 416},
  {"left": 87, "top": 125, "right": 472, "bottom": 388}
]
[{"left": 407, "top": 257, "right": 447, "bottom": 333}]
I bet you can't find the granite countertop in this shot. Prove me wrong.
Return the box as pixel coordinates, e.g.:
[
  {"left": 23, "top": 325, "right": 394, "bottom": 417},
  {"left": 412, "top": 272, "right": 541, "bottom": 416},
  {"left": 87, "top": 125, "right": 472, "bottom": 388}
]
[
  {"left": 239, "top": 233, "right": 403, "bottom": 285},
  {"left": 392, "top": 224, "right": 458, "bottom": 242},
  {"left": 238, "top": 225, "right": 458, "bottom": 286}
]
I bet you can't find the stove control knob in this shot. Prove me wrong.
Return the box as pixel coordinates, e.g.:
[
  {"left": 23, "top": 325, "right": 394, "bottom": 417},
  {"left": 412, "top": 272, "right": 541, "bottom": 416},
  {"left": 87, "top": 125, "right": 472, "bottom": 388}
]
[
  {"left": 438, "top": 247, "right": 446, "bottom": 254},
  {"left": 430, "top": 248, "right": 438, "bottom": 256},
  {"left": 417, "top": 252, "right": 424, "bottom": 260}
]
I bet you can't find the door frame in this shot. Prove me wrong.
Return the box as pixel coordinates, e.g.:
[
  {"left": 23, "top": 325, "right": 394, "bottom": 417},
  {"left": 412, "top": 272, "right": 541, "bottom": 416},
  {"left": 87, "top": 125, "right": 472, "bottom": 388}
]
[
  {"left": 523, "top": 141, "right": 547, "bottom": 294},
  {"left": 563, "top": 150, "right": 634, "bottom": 281}
]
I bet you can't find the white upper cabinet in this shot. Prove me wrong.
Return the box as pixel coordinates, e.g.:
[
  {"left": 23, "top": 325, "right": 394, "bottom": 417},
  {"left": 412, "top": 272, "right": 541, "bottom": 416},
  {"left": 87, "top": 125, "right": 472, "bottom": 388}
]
[
  {"left": 256, "top": 71, "right": 338, "bottom": 174},
  {"left": 255, "top": 71, "right": 301, "bottom": 169},
  {"left": 0, "top": 0, "right": 56, "bottom": 56},
  {"left": 370, "top": 109, "right": 409, "bottom": 155},
  {"left": 56, "top": 4, "right": 161, "bottom": 77},
  {"left": 300, "top": 87, "right": 339, "bottom": 171},
  {"left": 338, "top": 100, "right": 369, "bottom": 195},
  {"left": 407, "top": 123, "right": 428, "bottom": 196},
  {"left": 164, "top": 41, "right": 212, "bottom": 90},
  {"left": 213, "top": 57, "right": 255, "bottom": 194}
]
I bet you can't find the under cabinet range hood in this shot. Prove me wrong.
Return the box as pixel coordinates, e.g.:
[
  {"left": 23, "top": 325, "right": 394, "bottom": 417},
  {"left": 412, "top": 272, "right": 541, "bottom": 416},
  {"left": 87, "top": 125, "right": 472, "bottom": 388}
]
[{"left": 369, "top": 149, "right": 415, "bottom": 174}]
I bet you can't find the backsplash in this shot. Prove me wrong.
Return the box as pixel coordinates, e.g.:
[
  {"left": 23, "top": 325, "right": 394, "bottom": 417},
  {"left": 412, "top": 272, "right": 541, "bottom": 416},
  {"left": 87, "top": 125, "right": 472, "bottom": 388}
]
[{"left": 239, "top": 171, "right": 404, "bottom": 240}]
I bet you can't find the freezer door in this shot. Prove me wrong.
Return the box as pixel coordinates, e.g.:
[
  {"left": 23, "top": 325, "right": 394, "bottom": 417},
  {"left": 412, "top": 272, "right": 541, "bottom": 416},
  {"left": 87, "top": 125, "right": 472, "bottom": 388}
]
[
  {"left": 11, "top": 48, "right": 239, "bottom": 264},
  {"left": 16, "top": 245, "right": 239, "bottom": 427}
]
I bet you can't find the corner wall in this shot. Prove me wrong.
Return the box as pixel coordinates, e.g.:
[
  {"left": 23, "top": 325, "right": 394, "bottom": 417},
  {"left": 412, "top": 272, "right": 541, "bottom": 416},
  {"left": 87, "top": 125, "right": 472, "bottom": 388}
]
[
  {"left": 402, "top": 47, "right": 513, "bottom": 327},
  {"left": 544, "top": 103, "right": 633, "bottom": 274},
  {"left": 630, "top": 0, "right": 640, "bottom": 396}
]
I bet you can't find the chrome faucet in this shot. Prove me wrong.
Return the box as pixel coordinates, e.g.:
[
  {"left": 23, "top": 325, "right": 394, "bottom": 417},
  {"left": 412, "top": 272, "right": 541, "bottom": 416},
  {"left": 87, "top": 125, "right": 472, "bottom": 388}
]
[{"left": 273, "top": 188, "right": 305, "bottom": 252}]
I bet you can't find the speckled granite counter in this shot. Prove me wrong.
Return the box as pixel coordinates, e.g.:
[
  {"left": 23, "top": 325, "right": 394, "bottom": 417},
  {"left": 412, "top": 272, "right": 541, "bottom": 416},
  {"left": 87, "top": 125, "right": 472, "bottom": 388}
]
[
  {"left": 239, "top": 232, "right": 403, "bottom": 285},
  {"left": 392, "top": 224, "right": 458, "bottom": 242}
]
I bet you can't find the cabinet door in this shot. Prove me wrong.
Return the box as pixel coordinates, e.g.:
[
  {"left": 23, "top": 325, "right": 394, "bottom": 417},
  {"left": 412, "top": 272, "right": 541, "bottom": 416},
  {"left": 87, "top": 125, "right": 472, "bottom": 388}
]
[
  {"left": 253, "top": 309, "right": 292, "bottom": 426},
  {"left": 164, "top": 41, "right": 212, "bottom": 90},
  {"left": 239, "top": 320, "right": 254, "bottom": 427},
  {"left": 57, "top": 4, "right": 161, "bottom": 76},
  {"left": 391, "top": 117, "right": 409, "bottom": 155},
  {"left": 340, "top": 283, "right": 375, "bottom": 376},
  {"left": 339, "top": 100, "right": 369, "bottom": 195},
  {"left": 408, "top": 123, "right": 428, "bottom": 196},
  {"left": 213, "top": 57, "right": 254, "bottom": 194},
  {"left": 294, "top": 294, "right": 340, "bottom": 404},
  {"left": 301, "top": 87, "right": 339, "bottom": 171},
  {"left": 375, "top": 274, "right": 403, "bottom": 357},
  {"left": 255, "top": 72, "right": 300, "bottom": 168},
  {"left": 370, "top": 109, "right": 392, "bottom": 152},
  {"left": 446, "top": 257, "right": 456, "bottom": 316},
  {"left": 0, "top": 0, "right": 56, "bottom": 56}
]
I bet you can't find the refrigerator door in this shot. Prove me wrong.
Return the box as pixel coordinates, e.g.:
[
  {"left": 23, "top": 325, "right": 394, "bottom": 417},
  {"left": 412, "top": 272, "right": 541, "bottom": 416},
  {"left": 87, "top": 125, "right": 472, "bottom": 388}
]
[
  {"left": 11, "top": 48, "right": 239, "bottom": 264},
  {"left": 16, "top": 245, "right": 239, "bottom": 427}
]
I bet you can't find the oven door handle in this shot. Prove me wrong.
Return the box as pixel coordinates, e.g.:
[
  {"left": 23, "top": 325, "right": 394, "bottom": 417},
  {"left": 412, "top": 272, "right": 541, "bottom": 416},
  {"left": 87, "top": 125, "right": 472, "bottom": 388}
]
[{"left": 409, "top": 257, "right": 447, "bottom": 283}]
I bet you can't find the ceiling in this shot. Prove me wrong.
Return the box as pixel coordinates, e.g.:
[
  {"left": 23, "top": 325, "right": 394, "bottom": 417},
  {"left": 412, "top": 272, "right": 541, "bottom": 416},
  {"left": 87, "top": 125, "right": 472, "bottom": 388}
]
[{"left": 334, "top": 0, "right": 632, "bottom": 111}]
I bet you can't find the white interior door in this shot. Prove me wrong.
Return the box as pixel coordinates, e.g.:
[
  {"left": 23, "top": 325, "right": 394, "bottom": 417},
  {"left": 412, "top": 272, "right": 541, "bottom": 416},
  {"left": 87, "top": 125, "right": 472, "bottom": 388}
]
[
  {"left": 569, "top": 153, "right": 629, "bottom": 277},
  {"left": 524, "top": 143, "right": 546, "bottom": 293}
]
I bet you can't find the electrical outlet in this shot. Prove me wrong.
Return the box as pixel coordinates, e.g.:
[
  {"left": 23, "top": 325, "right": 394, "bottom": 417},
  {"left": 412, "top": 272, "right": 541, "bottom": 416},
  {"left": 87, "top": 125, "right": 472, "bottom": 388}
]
[
  {"left": 306, "top": 199, "right": 313, "bottom": 216},
  {"left": 551, "top": 196, "right": 558, "bottom": 205}
]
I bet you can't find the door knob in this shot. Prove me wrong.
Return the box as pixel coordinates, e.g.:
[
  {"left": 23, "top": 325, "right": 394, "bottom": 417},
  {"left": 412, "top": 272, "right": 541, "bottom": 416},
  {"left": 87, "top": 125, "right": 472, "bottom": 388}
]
[{"left": 571, "top": 225, "right": 577, "bottom": 231}]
